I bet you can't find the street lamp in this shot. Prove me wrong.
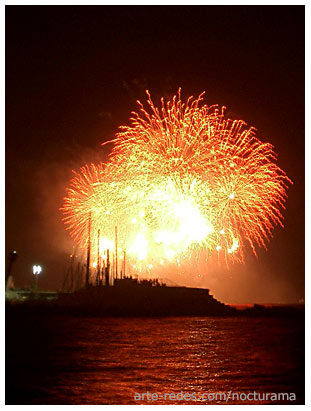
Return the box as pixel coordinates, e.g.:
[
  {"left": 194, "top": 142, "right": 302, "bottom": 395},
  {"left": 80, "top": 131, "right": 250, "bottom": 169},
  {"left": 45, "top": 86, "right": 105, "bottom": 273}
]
[{"left": 32, "top": 265, "right": 42, "bottom": 291}]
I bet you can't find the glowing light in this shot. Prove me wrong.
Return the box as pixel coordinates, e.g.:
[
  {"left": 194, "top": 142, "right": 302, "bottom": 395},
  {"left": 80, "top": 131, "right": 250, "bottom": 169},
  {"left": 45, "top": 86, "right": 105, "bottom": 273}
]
[
  {"left": 99, "top": 237, "right": 114, "bottom": 257},
  {"left": 62, "top": 89, "right": 292, "bottom": 269},
  {"left": 228, "top": 239, "right": 239, "bottom": 254},
  {"left": 128, "top": 232, "right": 148, "bottom": 261},
  {"left": 32, "top": 265, "right": 42, "bottom": 275},
  {"left": 165, "top": 249, "right": 175, "bottom": 260}
]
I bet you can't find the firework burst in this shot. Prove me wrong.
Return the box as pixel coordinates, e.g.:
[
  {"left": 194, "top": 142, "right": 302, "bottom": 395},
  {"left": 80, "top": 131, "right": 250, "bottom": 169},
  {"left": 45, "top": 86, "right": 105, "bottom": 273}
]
[{"left": 62, "top": 89, "right": 292, "bottom": 270}]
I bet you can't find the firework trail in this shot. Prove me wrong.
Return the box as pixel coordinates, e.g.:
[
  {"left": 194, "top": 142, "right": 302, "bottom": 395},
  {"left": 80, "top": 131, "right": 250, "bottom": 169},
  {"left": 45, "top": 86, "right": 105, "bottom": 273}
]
[{"left": 62, "top": 89, "right": 292, "bottom": 271}]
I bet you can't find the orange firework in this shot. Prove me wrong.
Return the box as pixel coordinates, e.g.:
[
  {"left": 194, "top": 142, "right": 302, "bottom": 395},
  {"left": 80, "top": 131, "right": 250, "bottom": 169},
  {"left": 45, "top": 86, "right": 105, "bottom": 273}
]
[{"left": 62, "top": 90, "right": 292, "bottom": 269}]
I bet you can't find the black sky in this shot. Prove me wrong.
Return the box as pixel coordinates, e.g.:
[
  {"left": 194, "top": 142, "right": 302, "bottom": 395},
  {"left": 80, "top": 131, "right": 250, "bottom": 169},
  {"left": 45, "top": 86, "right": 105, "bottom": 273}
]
[{"left": 6, "top": 6, "right": 305, "bottom": 303}]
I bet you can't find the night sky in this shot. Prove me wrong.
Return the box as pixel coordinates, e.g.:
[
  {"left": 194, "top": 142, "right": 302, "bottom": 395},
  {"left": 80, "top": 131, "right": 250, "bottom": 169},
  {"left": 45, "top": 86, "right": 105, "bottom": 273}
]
[{"left": 6, "top": 6, "right": 305, "bottom": 303}]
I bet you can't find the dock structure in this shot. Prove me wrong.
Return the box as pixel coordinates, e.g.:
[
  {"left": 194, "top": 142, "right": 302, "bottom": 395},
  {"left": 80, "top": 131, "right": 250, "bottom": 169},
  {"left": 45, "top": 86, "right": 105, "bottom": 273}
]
[
  {"left": 85, "top": 212, "right": 91, "bottom": 287},
  {"left": 115, "top": 226, "right": 118, "bottom": 280},
  {"left": 105, "top": 249, "right": 110, "bottom": 286}
]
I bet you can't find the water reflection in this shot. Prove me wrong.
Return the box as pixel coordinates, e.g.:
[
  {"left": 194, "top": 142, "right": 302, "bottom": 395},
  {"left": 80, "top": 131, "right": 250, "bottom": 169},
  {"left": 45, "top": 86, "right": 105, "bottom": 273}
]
[{"left": 6, "top": 316, "right": 304, "bottom": 404}]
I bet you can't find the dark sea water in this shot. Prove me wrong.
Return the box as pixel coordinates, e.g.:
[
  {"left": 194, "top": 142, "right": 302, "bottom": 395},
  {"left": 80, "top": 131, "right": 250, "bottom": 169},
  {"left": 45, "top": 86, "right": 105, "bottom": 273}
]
[{"left": 6, "top": 313, "right": 304, "bottom": 404}]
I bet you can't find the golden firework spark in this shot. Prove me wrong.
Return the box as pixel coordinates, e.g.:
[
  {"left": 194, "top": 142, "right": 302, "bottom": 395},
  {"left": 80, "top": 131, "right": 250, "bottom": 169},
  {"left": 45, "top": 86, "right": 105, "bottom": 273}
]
[{"left": 62, "top": 90, "right": 292, "bottom": 270}]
